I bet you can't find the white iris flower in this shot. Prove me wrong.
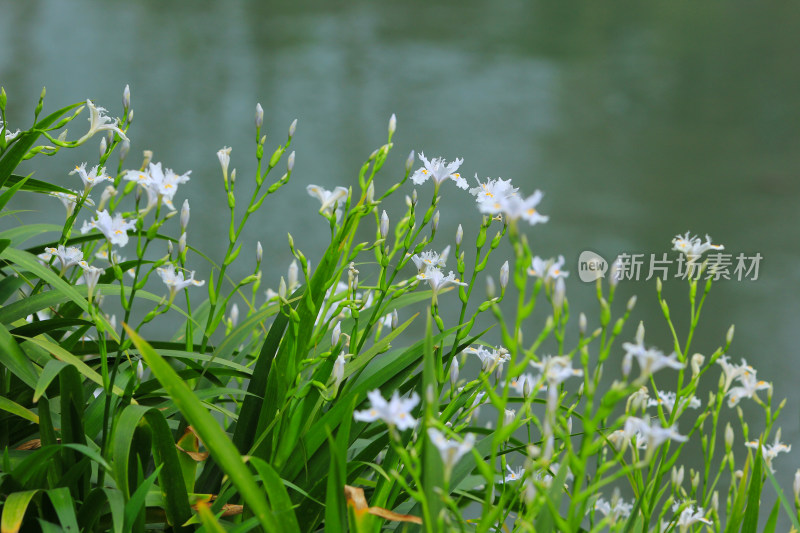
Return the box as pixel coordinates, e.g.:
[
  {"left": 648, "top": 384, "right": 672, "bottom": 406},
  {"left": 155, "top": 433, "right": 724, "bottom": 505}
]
[
  {"left": 353, "top": 389, "right": 420, "bottom": 430},
  {"left": 410, "top": 153, "right": 467, "bottom": 189}
]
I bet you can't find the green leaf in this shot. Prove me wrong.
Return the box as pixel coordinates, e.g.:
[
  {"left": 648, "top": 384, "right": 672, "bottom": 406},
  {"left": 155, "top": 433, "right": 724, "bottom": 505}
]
[
  {"left": 45, "top": 487, "right": 80, "bottom": 532},
  {"left": 0, "top": 174, "right": 29, "bottom": 211},
  {"left": 0, "top": 395, "right": 39, "bottom": 423},
  {"left": 124, "top": 324, "right": 280, "bottom": 533},
  {"left": 741, "top": 448, "right": 763, "bottom": 533},
  {"left": 3, "top": 174, "right": 72, "bottom": 195},
  {"left": 0, "top": 323, "right": 39, "bottom": 389},
  {"left": 250, "top": 457, "right": 301, "bottom": 533},
  {"left": 0, "top": 223, "right": 61, "bottom": 246},
  {"left": 0, "top": 489, "right": 40, "bottom": 533},
  {"left": 123, "top": 465, "right": 162, "bottom": 533}
]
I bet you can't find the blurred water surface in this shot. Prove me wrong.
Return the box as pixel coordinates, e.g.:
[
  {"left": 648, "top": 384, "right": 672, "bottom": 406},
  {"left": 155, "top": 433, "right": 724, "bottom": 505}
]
[{"left": 2, "top": 0, "right": 800, "bottom": 521}]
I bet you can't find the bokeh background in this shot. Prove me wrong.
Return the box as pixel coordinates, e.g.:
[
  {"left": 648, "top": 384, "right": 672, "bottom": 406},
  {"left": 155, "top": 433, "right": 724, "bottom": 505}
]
[{"left": 2, "top": 0, "right": 800, "bottom": 525}]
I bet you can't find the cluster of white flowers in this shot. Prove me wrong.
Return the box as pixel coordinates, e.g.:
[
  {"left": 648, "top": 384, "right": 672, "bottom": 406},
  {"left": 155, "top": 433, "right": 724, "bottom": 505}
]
[
  {"left": 621, "top": 323, "right": 684, "bottom": 379},
  {"left": 745, "top": 432, "right": 791, "bottom": 472},
  {"left": 465, "top": 345, "right": 511, "bottom": 374},
  {"left": 528, "top": 255, "right": 568, "bottom": 281},
  {"left": 647, "top": 390, "right": 701, "bottom": 414},
  {"left": 592, "top": 490, "right": 634, "bottom": 525},
  {"left": 0, "top": 119, "right": 20, "bottom": 142},
  {"left": 412, "top": 246, "right": 466, "bottom": 298},
  {"left": 306, "top": 184, "right": 348, "bottom": 222},
  {"left": 353, "top": 389, "right": 420, "bottom": 430},
  {"left": 123, "top": 161, "right": 191, "bottom": 212},
  {"left": 716, "top": 356, "right": 771, "bottom": 407},
  {"left": 672, "top": 231, "right": 724, "bottom": 261}
]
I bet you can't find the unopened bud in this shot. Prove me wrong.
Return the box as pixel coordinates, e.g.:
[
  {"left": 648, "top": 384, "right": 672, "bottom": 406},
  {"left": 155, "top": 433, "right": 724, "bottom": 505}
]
[
  {"left": 635, "top": 321, "right": 645, "bottom": 345},
  {"left": 255, "top": 103, "right": 264, "bottom": 129},
  {"left": 726, "top": 324, "right": 735, "bottom": 345},
  {"left": 672, "top": 465, "right": 684, "bottom": 488},
  {"left": 456, "top": 224, "right": 463, "bottom": 246},
  {"left": 691, "top": 353, "right": 704, "bottom": 378},
  {"left": 388, "top": 113, "right": 396, "bottom": 136},
  {"left": 178, "top": 233, "right": 187, "bottom": 255},
  {"left": 486, "top": 275, "right": 496, "bottom": 299},
  {"left": 288, "top": 260, "right": 299, "bottom": 290},
  {"left": 331, "top": 322, "right": 341, "bottom": 346},
  {"left": 180, "top": 199, "right": 190, "bottom": 233},
  {"left": 579, "top": 313, "right": 587, "bottom": 336},
  {"left": 656, "top": 276, "right": 663, "bottom": 293},
  {"left": 627, "top": 295, "right": 637, "bottom": 311},
  {"left": 432, "top": 211, "right": 439, "bottom": 232},
  {"left": 609, "top": 258, "right": 621, "bottom": 288},
  {"left": 504, "top": 409, "right": 516, "bottom": 427},
  {"left": 136, "top": 359, "right": 144, "bottom": 380},
  {"left": 411, "top": 189, "right": 417, "bottom": 205},
  {"left": 499, "top": 261, "right": 509, "bottom": 291},
  {"left": 725, "top": 423, "right": 734, "bottom": 451},
  {"left": 230, "top": 303, "right": 239, "bottom": 328},
  {"left": 168, "top": 240, "right": 174, "bottom": 256},
  {"left": 711, "top": 491, "right": 719, "bottom": 514},
  {"left": 691, "top": 470, "right": 699, "bottom": 491},
  {"left": 120, "top": 138, "right": 130, "bottom": 161},
  {"left": 230, "top": 168, "right": 237, "bottom": 184},
  {"left": 256, "top": 241, "right": 263, "bottom": 264},
  {"left": 450, "top": 357, "right": 459, "bottom": 389},
  {"left": 523, "top": 379, "right": 532, "bottom": 399},
  {"left": 127, "top": 109, "right": 134, "bottom": 125},
  {"left": 366, "top": 181, "right": 374, "bottom": 204},
  {"left": 98, "top": 185, "right": 116, "bottom": 211},
  {"left": 380, "top": 210, "right": 389, "bottom": 240},
  {"left": 99, "top": 136, "right": 107, "bottom": 158},
  {"left": 288, "top": 119, "right": 297, "bottom": 138},
  {"left": 391, "top": 309, "right": 398, "bottom": 330},
  {"left": 405, "top": 150, "right": 415, "bottom": 172},
  {"left": 553, "top": 277, "right": 566, "bottom": 310},
  {"left": 123, "top": 84, "right": 131, "bottom": 110},
  {"left": 278, "top": 277, "right": 287, "bottom": 299},
  {"left": 287, "top": 151, "right": 295, "bottom": 172}
]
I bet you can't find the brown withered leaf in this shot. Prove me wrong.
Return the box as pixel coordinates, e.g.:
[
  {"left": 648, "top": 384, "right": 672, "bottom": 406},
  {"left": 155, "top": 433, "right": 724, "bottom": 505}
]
[
  {"left": 16, "top": 438, "right": 62, "bottom": 450},
  {"left": 344, "top": 485, "right": 422, "bottom": 525}
]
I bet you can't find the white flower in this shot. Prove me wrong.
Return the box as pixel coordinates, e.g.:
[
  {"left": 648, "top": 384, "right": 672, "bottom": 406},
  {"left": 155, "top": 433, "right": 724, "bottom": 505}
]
[
  {"left": 42, "top": 245, "right": 83, "bottom": 271},
  {"left": 528, "top": 255, "right": 569, "bottom": 281},
  {"left": 124, "top": 162, "right": 190, "bottom": 212},
  {"left": 1, "top": 120, "right": 20, "bottom": 142},
  {"left": 81, "top": 210, "right": 136, "bottom": 247},
  {"left": 623, "top": 417, "right": 688, "bottom": 453},
  {"left": 672, "top": 231, "right": 724, "bottom": 260},
  {"left": 593, "top": 492, "right": 633, "bottom": 525},
  {"left": 156, "top": 264, "right": 205, "bottom": 301},
  {"left": 672, "top": 502, "right": 712, "bottom": 531},
  {"left": 77, "top": 100, "right": 128, "bottom": 144},
  {"left": 529, "top": 355, "right": 583, "bottom": 388},
  {"left": 465, "top": 345, "right": 510, "bottom": 373},
  {"left": 307, "top": 184, "right": 349, "bottom": 221},
  {"left": 478, "top": 189, "right": 549, "bottom": 225},
  {"left": 647, "top": 390, "right": 701, "bottom": 414},
  {"left": 78, "top": 261, "right": 104, "bottom": 302},
  {"left": 622, "top": 328, "right": 683, "bottom": 379},
  {"left": 410, "top": 153, "right": 467, "bottom": 189},
  {"left": 217, "top": 146, "right": 232, "bottom": 180},
  {"left": 427, "top": 428, "right": 475, "bottom": 475},
  {"left": 50, "top": 190, "right": 95, "bottom": 218},
  {"left": 504, "top": 465, "right": 525, "bottom": 483},
  {"left": 503, "top": 373, "right": 539, "bottom": 396},
  {"left": 726, "top": 370, "right": 770, "bottom": 407},
  {"left": 70, "top": 163, "right": 111, "bottom": 193},
  {"left": 469, "top": 176, "right": 518, "bottom": 206},
  {"left": 745, "top": 434, "right": 791, "bottom": 472},
  {"left": 410, "top": 247, "right": 450, "bottom": 274},
  {"left": 417, "top": 267, "right": 467, "bottom": 297},
  {"left": 353, "top": 389, "right": 420, "bottom": 430},
  {"left": 716, "top": 356, "right": 757, "bottom": 393}
]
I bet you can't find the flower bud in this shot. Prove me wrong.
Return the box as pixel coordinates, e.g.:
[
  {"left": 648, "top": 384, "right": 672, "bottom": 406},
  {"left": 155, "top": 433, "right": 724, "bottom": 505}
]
[
  {"left": 450, "top": 357, "right": 459, "bottom": 389},
  {"left": 405, "top": 150, "right": 415, "bottom": 172},
  {"left": 255, "top": 103, "right": 264, "bottom": 129},
  {"left": 635, "top": 321, "right": 645, "bottom": 345},
  {"left": 691, "top": 470, "right": 699, "bottom": 491},
  {"left": 725, "top": 423, "right": 734, "bottom": 451},
  {"left": 691, "top": 353, "right": 704, "bottom": 378},
  {"left": 256, "top": 241, "right": 263, "bottom": 264},
  {"left": 504, "top": 409, "right": 516, "bottom": 427},
  {"left": 726, "top": 324, "right": 735, "bottom": 345},
  {"left": 278, "top": 277, "right": 287, "bottom": 299},
  {"left": 98, "top": 185, "right": 116, "bottom": 211},
  {"left": 230, "top": 168, "right": 237, "bottom": 185},
  {"left": 127, "top": 109, "right": 134, "bottom": 125},
  {"left": 523, "top": 379, "right": 532, "bottom": 399},
  {"left": 230, "top": 303, "right": 239, "bottom": 328},
  {"left": 411, "top": 189, "right": 417, "bottom": 205},
  {"left": 168, "top": 240, "right": 174, "bottom": 256},
  {"left": 287, "top": 151, "right": 295, "bottom": 172},
  {"left": 380, "top": 210, "right": 389, "bottom": 240},
  {"left": 627, "top": 295, "right": 637, "bottom": 311},
  {"left": 656, "top": 276, "right": 663, "bottom": 294},
  {"left": 136, "top": 359, "right": 144, "bottom": 380},
  {"left": 456, "top": 224, "right": 463, "bottom": 246},
  {"left": 123, "top": 84, "right": 131, "bottom": 110},
  {"left": 671, "top": 465, "right": 684, "bottom": 488},
  {"left": 553, "top": 277, "right": 566, "bottom": 310},
  {"left": 499, "top": 261, "right": 509, "bottom": 291},
  {"left": 99, "top": 136, "right": 107, "bottom": 158},
  {"left": 332, "top": 352, "right": 346, "bottom": 390},
  {"left": 178, "top": 233, "right": 187, "bottom": 256},
  {"left": 609, "top": 258, "right": 621, "bottom": 288},
  {"left": 793, "top": 470, "right": 800, "bottom": 502},
  {"left": 486, "top": 275, "right": 496, "bottom": 299},
  {"left": 288, "top": 118, "right": 297, "bottom": 138},
  {"left": 142, "top": 150, "right": 153, "bottom": 168},
  {"left": 391, "top": 309, "right": 398, "bottom": 330},
  {"left": 217, "top": 146, "right": 232, "bottom": 181},
  {"left": 364, "top": 181, "right": 374, "bottom": 204},
  {"left": 180, "top": 199, "right": 190, "bottom": 233},
  {"left": 432, "top": 210, "right": 440, "bottom": 233},
  {"left": 331, "top": 322, "right": 341, "bottom": 347},
  {"left": 120, "top": 138, "right": 130, "bottom": 161},
  {"left": 288, "top": 260, "right": 299, "bottom": 290},
  {"left": 388, "top": 113, "right": 396, "bottom": 136},
  {"left": 579, "top": 313, "right": 587, "bottom": 336}
]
